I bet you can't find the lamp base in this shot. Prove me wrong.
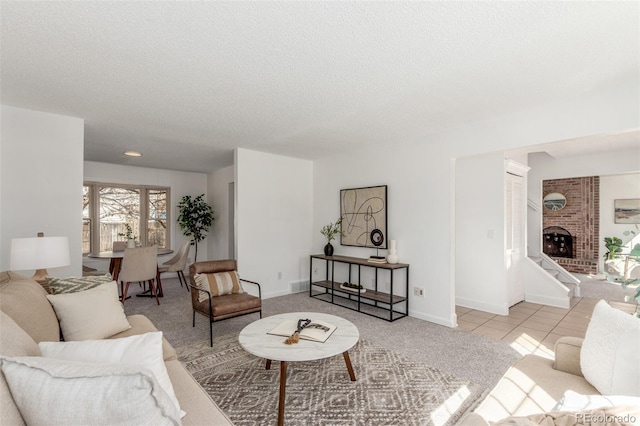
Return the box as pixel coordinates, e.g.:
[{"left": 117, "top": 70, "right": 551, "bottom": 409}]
[
  {"left": 32, "top": 268, "right": 49, "bottom": 283},
  {"left": 32, "top": 269, "right": 51, "bottom": 293},
  {"left": 31, "top": 269, "right": 51, "bottom": 293}
]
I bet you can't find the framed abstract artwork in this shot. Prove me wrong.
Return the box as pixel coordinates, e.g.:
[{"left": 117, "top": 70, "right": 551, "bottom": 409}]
[
  {"left": 614, "top": 199, "right": 640, "bottom": 224},
  {"left": 340, "top": 185, "right": 387, "bottom": 248}
]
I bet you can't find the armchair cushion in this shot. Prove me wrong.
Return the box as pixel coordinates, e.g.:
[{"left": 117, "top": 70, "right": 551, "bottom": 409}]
[
  {"left": 473, "top": 355, "right": 598, "bottom": 421},
  {"left": 192, "top": 293, "right": 262, "bottom": 319},
  {"left": 193, "top": 271, "right": 243, "bottom": 302},
  {"left": 553, "top": 336, "right": 584, "bottom": 377}
]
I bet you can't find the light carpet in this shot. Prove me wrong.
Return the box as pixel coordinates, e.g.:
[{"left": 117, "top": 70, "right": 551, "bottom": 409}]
[{"left": 178, "top": 334, "right": 487, "bottom": 426}]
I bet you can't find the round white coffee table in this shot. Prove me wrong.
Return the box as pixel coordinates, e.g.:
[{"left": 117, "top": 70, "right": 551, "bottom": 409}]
[{"left": 238, "top": 312, "right": 359, "bottom": 426}]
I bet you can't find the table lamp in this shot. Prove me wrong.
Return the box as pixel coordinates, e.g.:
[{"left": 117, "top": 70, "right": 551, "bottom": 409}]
[{"left": 9, "top": 232, "right": 70, "bottom": 283}]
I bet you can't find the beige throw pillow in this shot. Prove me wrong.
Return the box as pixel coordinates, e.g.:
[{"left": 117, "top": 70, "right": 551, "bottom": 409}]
[
  {"left": 46, "top": 281, "right": 131, "bottom": 341},
  {"left": 1, "top": 356, "right": 181, "bottom": 426},
  {"left": 193, "top": 271, "right": 243, "bottom": 302}
]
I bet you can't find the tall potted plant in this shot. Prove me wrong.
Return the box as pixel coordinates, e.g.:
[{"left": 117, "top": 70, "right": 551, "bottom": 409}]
[{"left": 177, "top": 194, "right": 214, "bottom": 262}]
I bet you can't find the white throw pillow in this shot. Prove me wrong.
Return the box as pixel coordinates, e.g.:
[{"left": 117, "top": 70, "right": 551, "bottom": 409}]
[
  {"left": 580, "top": 300, "right": 640, "bottom": 396},
  {"left": 39, "top": 331, "right": 184, "bottom": 418},
  {"left": 0, "top": 356, "right": 181, "bottom": 426},
  {"left": 46, "top": 281, "right": 131, "bottom": 340}
]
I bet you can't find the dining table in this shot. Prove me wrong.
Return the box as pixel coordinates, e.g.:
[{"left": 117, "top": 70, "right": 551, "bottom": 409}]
[{"left": 87, "top": 247, "right": 174, "bottom": 297}]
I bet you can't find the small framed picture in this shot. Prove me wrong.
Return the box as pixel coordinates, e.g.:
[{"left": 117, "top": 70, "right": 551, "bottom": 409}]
[{"left": 614, "top": 199, "right": 640, "bottom": 224}]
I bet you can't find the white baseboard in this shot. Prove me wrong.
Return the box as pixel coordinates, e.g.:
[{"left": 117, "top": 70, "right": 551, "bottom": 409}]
[
  {"left": 262, "top": 290, "right": 291, "bottom": 299},
  {"left": 289, "top": 280, "right": 310, "bottom": 293},
  {"left": 409, "top": 309, "right": 457, "bottom": 328},
  {"left": 525, "top": 292, "right": 570, "bottom": 309},
  {"left": 455, "top": 296, "right": 509, "bottom": 315}
]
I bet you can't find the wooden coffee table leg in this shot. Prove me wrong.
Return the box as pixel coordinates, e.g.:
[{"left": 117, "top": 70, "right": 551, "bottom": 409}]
[
  {"left": 343, "top": 351, "right": 356, "bottom": 381},
  {"left": 265, "top": 359, "right": 272, "bottom": 370},
  {"left": 278, "top": 361, "right": 287, "bottom": 426}
]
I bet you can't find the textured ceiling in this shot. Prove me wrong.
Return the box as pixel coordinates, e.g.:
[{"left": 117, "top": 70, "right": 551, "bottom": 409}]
[{"left": 1, "top": 1, "right": 638, "bottom": 173}]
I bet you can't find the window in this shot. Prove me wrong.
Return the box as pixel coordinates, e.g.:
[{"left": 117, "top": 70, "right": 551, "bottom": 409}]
[
  {"left": 82, "top": 186, "right": 91, "bottom": 254},
  {"left": 83, "top": 183, "right": 170, "bottom": 254},
  {"left": 147, "top": 188, "right": 168, "bottom": 247}
]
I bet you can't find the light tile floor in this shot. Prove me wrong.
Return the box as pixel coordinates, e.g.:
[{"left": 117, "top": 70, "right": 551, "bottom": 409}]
[{"left": 456, "top": 298, "right": 636, "bottom": 359}]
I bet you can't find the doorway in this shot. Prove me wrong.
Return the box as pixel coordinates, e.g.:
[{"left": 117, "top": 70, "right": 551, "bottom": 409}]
[
  {"left": 228, "top": 182, "right": 235, "bottom": 258},
  {"left": 506, "top": 171, "right": 525, "bottom": 306}
]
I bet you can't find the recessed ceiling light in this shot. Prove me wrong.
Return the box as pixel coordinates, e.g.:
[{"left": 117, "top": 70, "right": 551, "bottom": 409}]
[{"left": 124, "top": 151, "right": 142, "bottom": 157}]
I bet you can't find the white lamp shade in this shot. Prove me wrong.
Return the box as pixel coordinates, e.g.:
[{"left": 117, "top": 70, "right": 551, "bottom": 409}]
[{"left": 9, "top": 236, "right": 70, "bottom": 271}]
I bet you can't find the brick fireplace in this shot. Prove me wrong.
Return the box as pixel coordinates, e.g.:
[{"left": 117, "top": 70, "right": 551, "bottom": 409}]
[
  {"left": 542, "top": 176, "right": 599, "bottom": 274},
  {"left": 543, "top": 226, "right": 573, "bottom": 258}
]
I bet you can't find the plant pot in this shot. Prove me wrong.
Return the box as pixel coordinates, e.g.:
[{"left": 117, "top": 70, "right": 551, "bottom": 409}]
[
  {"left": 127, "top": 239, "right": 136, "bottom": 248},
  {"left": 324, "top": 243, "right": 334, "bottom": 256}
]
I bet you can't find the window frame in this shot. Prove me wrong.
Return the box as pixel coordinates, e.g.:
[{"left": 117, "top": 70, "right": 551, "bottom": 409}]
[{"left": 83, "top": 182, "right": 171, "bottom": 254}]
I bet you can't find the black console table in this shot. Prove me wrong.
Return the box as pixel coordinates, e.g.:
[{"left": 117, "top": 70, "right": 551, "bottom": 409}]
[{"left": 309, "top": 254, "right": 409, "bottom": 321}]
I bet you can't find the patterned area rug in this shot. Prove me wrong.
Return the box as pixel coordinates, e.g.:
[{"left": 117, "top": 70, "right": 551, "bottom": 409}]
[{"left": 178, "top": 334, "right": 487, "bottom": 425}]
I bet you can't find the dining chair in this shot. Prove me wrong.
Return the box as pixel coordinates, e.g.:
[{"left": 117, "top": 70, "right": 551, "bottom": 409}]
[
  {"left": 112, "top": 241, "right": 127, "bottom": 251},
  {"left": 157, "top": 241, "right": 190, "bottom": 291},
  {"left": 119, "top": 246, "right": 159, "bottom": 305}
]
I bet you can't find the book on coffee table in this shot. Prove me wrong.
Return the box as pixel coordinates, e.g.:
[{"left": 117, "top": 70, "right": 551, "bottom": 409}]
[{"left": 268, "top": 319, "right": 337, "bottom": 343}]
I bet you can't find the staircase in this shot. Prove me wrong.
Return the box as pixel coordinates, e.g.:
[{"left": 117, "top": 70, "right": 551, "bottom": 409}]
[
  {"left": 519, "top": 254, "right": 580, "bottom": 308},
  {"left": 529, "top": 254, "right": 581, "bottom": 298},
  {"left": 524, "top": 198, "right": 581, "bottom": 306}
]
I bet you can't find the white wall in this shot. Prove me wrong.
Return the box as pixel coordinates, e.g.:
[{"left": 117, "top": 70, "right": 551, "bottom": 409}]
[
  {"left": 1, "top": 106, "right": 84, "bottom": 276},
  {"left": 235, "top": 148, "right": 313, "bottom": 299},
  {"left": 207, "top": 165, "right": 234, "bottom": 260},
  {"left": 527, "top": 149, "right": 640, "bottom": 262},
  {"left": 314, "top": 75, "right": 638, "bottom": 327},
  {"left": 600, "top": 172, "right": 640, "bottom": 271},
  {"left": 455, "top": 153, "right": 507, "bottom": 314},
  {"left": 0, "top": 117, "right": 3, "bottom": 265},
  {"left": 314, "top": 143, "right": 456, "bottom": 325},
  {"left": 83, "top": 161, "right": 208, "bottom": 267}
]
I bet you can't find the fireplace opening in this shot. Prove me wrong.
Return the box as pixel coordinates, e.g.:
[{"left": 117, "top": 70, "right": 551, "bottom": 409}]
[{"left": 543, "top": 226, "right": 573, "bottom": 258}]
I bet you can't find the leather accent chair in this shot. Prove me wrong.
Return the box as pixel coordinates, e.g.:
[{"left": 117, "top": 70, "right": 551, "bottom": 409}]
[{"left": 189, "top": 260, "right": 262, "bottom": 346}]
